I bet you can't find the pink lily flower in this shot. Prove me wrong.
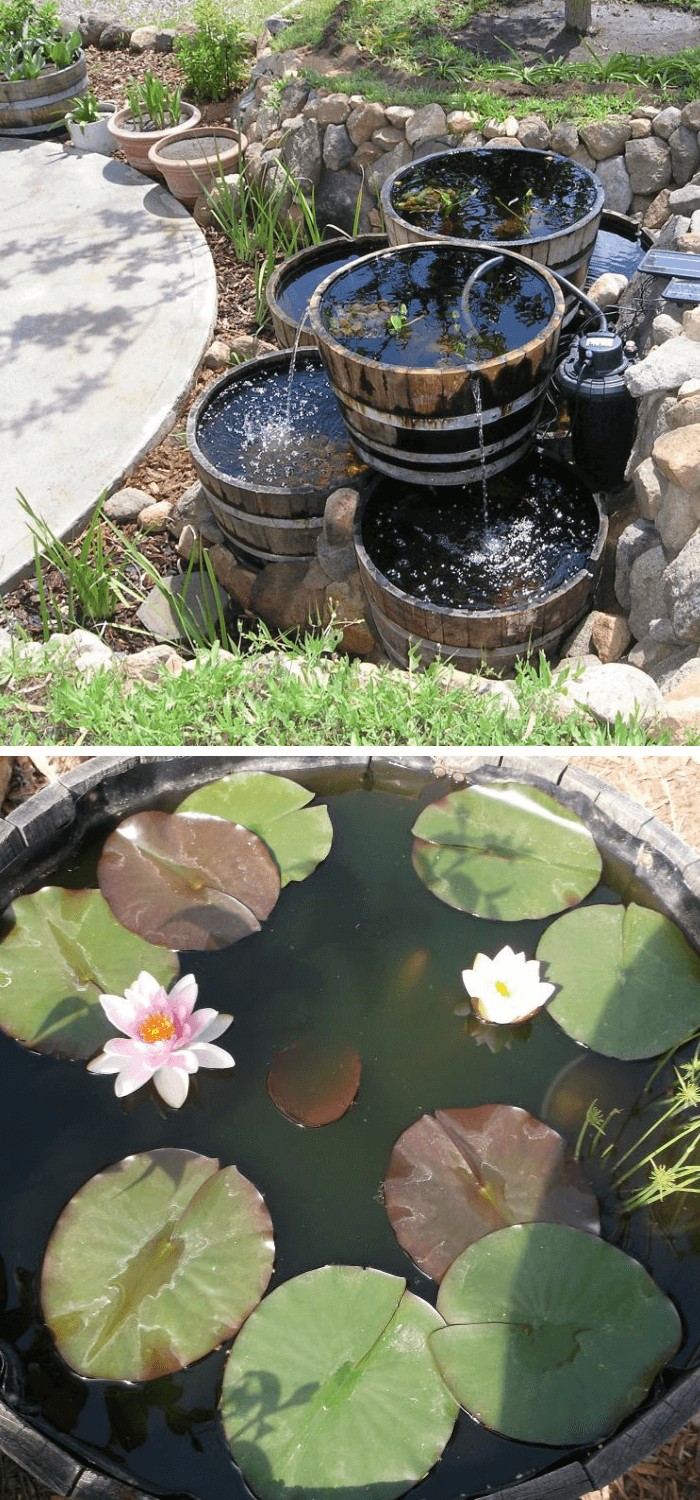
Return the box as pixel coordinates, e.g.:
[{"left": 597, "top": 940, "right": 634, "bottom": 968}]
[{"left": 87, "top": 971, "right": 234, "bottom": 1108}]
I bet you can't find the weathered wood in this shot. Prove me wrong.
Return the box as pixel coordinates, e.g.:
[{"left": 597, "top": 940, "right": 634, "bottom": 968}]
[
  {"left": 266, "top": 234, "right": 388, "bottom": 348},
  {"left": 0, "top": 1403, "right": 80, "bottom": 1494},
  {"left": 565, "top": 0, "right": 593, "bottom": 32},
  {"left": 0, "top": 53, "right": 87, "bottom": 134}
]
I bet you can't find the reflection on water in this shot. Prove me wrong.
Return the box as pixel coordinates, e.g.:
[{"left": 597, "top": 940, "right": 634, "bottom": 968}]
[
  {"left": 362, "top": 452, "right": 598, "bottom": 609},
  {"left": 196, "top": 366, "right": 364, "bottom": 492},
  {"left": 318, "top": 245, "right": 553, "bottom": 367},
  {"left": 392, "top": 151, "right": 598, "bottom": 242}
]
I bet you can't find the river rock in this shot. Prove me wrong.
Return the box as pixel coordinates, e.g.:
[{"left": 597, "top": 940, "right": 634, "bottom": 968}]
[
  {"left": 154, "top": 29, "right": 176, "bottom": 50},
  {"left": 315, "top": 93, "right": 351, "bottom": 125},
  {"left": 669, "top": 181, "right": 700, "bottom": 214},
  {"left": 652, "top": 106, "right": 682, "bottom": 141},
  {"left": 580, "top": 118, "right": 631, "bottom": 160},
  {"left": 625, "top": 137, "right": 672, "bottom": 195},
  {"left": 405, "top": 103, "right": 447, "bottom": 145},
  {"left": 670, "top": 126, "right": 700, "bottom": 185},
  {"left": 553, "top": 662, "right": 664, "bottom": 727},
  {"left": 590, "top": 611, "right": 632, "bottom": 662},
  {"left": 129, "top": 25, "right": 157, "bottom": 50},
  {"left": 630, "top": 119, "right": 652, "bottom": 139},
  {"left": 550, "top": 122, "right": 578, "bottom": 156},
  {"left": 447, "top": 110, "right": 478, "bottom": 135},
  {"left": 368, "top": 140, "right": 412, "bottom": 192},
  {"left": 138, "top": 500, "right": 172, "bottom": 529},
  {"left": 120, "top": 644, "right": 185, "bottom": 680},
  {"left": 653, "top": 423, "right": 700, "bottom": 490},
  {"left": 323, "top": 123, "right": 354, "bottom": 171},
  {"left": 628, "top": 543, "right": 668, "bottom": 640},
  {"left": 516, "top": 116, "right": 550, "bottom": 149},
  {"left": 663, "top": 530, "right": 700, "bottom": 642},
  {"left": 203, "top": 338, "right": 231, "bottom": 370},
  {"left": 587, "top": 272, "right": 628, "bottom": 306},
  {"left": 347, "top": 102, "right": 386, "bottom": 146},
  {"left": 631, "top": 457, "right": 662, "bottom": 519},
  {"left": 103, "top": 485, "right": 152, "bottom": 522},
  {"left": 386, "top": 105, "right": 415, "bottom": 129},
  {"left": 615, "top": 518, "right": 658, "bottom": 610},
  {"left": 98, "top": 21, "right": 130, "bottom": 47},
  {"left": 626, "top": 337, "right": 700, "bottom": 397},
  {"left": 595, "top": 156, "right": 632, "bottom": 214}
]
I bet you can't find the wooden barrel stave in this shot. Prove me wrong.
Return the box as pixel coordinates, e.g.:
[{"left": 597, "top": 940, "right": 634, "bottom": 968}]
[
  {"left": 205, "top": 490, "right": 322, "bottom": 558},
  {"left": 0, "top": 54, "right": 87, "bottom": 133}
]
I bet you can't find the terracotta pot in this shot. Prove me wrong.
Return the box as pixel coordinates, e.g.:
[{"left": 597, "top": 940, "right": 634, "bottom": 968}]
[
  {"left": 147, "top": 125, "right": 244, "bottom": 208},
  {"left": 107, "top": 99, "right": 201, "bottom": 179}
]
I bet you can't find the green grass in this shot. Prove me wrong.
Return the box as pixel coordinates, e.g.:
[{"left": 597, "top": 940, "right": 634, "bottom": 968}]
[{"left": 0, "top": 629, "right": 675, "bottom": 747}]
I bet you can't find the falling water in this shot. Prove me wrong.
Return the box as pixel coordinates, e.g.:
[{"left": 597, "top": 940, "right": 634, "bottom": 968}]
[
  {"left": 472, "top": 376, "right": 489, "bottom": 529},
  {"left": 285, "top": 308, "right": 311, "bottom": 428}
]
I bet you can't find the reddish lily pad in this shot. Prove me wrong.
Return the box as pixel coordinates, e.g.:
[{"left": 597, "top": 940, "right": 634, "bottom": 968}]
[
  {"left": 97, "top": 811, "right": 280, "bottom": 950},
  {"left": 267, "top": 1041, "right": 362, "bottom": 1126},
  {"left": 0, "top": 886, "right": 179, "bottom": 1060},
  {"left": 41, "top": 1148, "right": 275, "bottom": 1382},
  {"left": 178, "top": 771, "right": 333, "bottom": 887},
  {"left": 384, "top": 1104, "right": 600, "bottom": 1282}
]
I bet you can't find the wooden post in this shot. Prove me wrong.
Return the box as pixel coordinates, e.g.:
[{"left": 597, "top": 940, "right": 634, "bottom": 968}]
[{"left": 565, "top": 0, "right": 592, "bottom": 31}]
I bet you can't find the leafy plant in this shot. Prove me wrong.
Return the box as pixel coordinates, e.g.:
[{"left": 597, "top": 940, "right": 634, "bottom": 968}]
[
  {"left": 16, "top": 492, "right": 128, "bottom": 633},
  {"left": 44, "top": 25, "right": 79, "bottom": 66},
  {"left": 67, "top": 89, "right": 102, "bottom": 124},
  {"left": 0, "top": 0, "right": 80, "bottom": 78},
  {"left": 175, "top": 0, "right": 249, "bottom": 102},
  {"left": 610, "top": 1044, "right": 700, "bottom": 1216},
  {"left": 125, "top": 71, "right": 183, "bottom": 130}
]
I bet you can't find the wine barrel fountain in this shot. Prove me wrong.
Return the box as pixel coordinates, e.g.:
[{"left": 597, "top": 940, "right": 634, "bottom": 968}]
[
  {"left": 307, "top": 241, "right": 565, "bottom": 485},
  {"left": 266, "top": 233, "right": 388, "bottom": 349},
  {"left": 381, "top": 147, "right": 605, "bottom": 317}
]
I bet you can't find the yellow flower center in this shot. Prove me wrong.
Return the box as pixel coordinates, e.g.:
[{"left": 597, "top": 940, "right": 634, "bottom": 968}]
[
  {"left": 495, "top": 981, "right": 510, "bottom": 997},
  {"left": 138, "top": 1011, "right": 176, "bottom": 1044}
]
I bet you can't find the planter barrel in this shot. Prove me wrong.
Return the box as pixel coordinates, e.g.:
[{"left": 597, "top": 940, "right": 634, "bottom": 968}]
[
  {"left": 0, "top": 51, "right": 87, "bottom": 135},
  {"left": 266, "top": 233, "right": 389, "bottom": 349},
  {"left": 382, "top": 147, "right": 605, "bottom": 319},
  {"left": 107, "top": 100, "right": 201, "bottom": 179},
  {"left": 308, "top": 242, "right": 566, "bottom": 486},
  {"left": 354, "top": 467, "right": 608, "bottom": 671},
  {"left": 147, "top": 125, "right": 244, "bottom": 207},
  {"left": 187, "top": 349, "right": 368, "bottom": 566},
  {"left": 2, "top": 754, "right": 700, "bottom": 1500}
]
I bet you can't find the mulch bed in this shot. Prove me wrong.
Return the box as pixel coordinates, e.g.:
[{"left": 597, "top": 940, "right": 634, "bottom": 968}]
[{"left": 1, "top": 45, "right": 260, "bottom": 653}]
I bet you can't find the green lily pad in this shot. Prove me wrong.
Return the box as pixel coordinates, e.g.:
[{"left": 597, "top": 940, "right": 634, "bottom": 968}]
[
  {"left": 537, "top": 902, "right": 700, "bottom": 1060},
  {"left": 267, "top": 1040, "right": 362, "bottom": 1126},
  {"left": 412, "top": 782, "right": 602, "bottom": 920},
  {"left": 431, "top": 1222, "right": 681, "bottom": 1447},
  {"left": 177, "top": 772, "right": 333, "bottom": 886},
  {"left": 220, "top": 1265, "right": 459, "bottom": 1500},
  {"left": 384, "top": 1105, "right": 600, "bottom": 1282},
  {"left": 41, "top": 1148, "right": 275, "bottom": 1382},
  {"left": 97, "top": 811, "right": 281, "bottom": 950},
  {"left": 0, "top": 887, "right": 179, "bottom": 1060}
]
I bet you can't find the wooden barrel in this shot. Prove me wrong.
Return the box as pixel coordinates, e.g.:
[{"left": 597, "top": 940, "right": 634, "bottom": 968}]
[
  {"left": 308, "top": 242, "right": 565, "bottom": 486},
  {"left": 382, "top": 148, "right": 604, "bottom": 318},
  {"left": 186, "top": 348, "right": 368, "bottom": 565},
  {"left": 266, "top": 234, "right": 388, "bottom": 349},
  {"left": 0, "top": 53, "right": 87, "bottom": 134},
  {"left": 353, "top": 464, "right": 608, "bottom": 672}
]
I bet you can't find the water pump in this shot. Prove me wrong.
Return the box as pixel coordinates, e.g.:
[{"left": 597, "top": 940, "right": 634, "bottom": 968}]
[{"left": 553, "top": 328, "right": 637, "bottom": 492}]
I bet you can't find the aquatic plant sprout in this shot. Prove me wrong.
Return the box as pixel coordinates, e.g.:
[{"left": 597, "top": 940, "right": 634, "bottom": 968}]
[
  {"left": 461, "top": 944, "right": 555, "bottom": 1025},
  {"left": 87, "top": 971, "right": 234, "bottom": 1107}
]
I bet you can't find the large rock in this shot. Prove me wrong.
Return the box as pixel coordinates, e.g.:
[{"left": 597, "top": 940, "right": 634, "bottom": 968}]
[
  {"left": 103, "top": 485, "right": 152, "bottom": 522},
  {"left": 553, "top": 662, "right": 664, "bottom": 728},
  {"left": 281, "top": 117, "right": 322, "bottom": 187},
  {"left": 625, "top": 137, "right": 672, "bottom": 195},
  {"left": 590, "top": 611, "right": 632, "bottom": 662},
  {"left": 625, "top": 392, "right": 676, "bottom": 476},
  {"left": 324, "top": 577, "right": 375, "bottom": 655},
  {"left": 323, "top": 487, "right": 360, "bottom": 547},
  {"left": 652, "top": 106, "right": 682, "bottom": 141},
  {"left": 315, "top": 93, "right": 351, "bottom": 125},
  {"left": 83, "top": 12, "right": 112, "bottom": 45},
  {"left": 515, "top": 115, "right": 551, "bottom": 149},
  {"left": 99, "top": 21, "right": 130, "bottom": 48},
  {"left": 368, "top": 140, "right": 412, "bottom": 192},
  {"left": 644, "top": 188, "right": 672, "bottom": 229},
  {"left": 595, "top": 156, "right": 632, "bottom": 214},
  {"left": 550, "top": 122, "right": 578, "bottom": 156},
  {"left": 129, "top": 25, "right": 157, "bottom": 51},
  {"left": 669, "top": 392, "right": 700, "bottom": 428},
  {"left": 663, "top": 530, "right": 700, "bottom": 642},
  {"left": 346, "top": 102, "right": 386, "bottom": 146},
  {"left": 669, "top": 181, "right": 700, "bottom": 214},
  {"left": 315, "top": 168, "right": 370, "bottom": 234},
  {"left": 650, "top": 648, "right": 700, "bottom": 693},
  {"left": 631, "top": 456, "right": 662, "bottom": 520},
  {"left": 587, "top": 272, "right": 628, "bottom": 307},
  {"left": 626, "top": 336, "right": 700, "bottom": 397},
  {"left": 628, "top": 543, "right": 668, "bottom": 640},
  {"left": 405, "top": 103, "right": 447, "bottom": 146},
  {"left": 580, "top": 118, "right": 631, "bottom": 160},
  {"left": 655, "top": 483, "right": 700, "bottom": 555},
  {"left": 614, "top": 518, "right": 658, "bottom": 610},
  {"left": 652, "top": 423, "right": 700, "bottom": 491},
  {"left": 323, "top": 123, "right": 354, "bottom": 171},
  {"left": 669, "top": 126, "right": 700, "bottom": 186},
  {"left": 208, "top": 546, "right": 256, "bottom": 612},
  {"left": 682, "top": 101, "right": 700, "bottom": 130}
]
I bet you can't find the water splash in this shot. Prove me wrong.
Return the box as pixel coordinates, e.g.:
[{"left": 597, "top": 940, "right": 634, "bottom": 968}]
[{"left": 285, "top": 308, "right": 311, "bottom": 428}]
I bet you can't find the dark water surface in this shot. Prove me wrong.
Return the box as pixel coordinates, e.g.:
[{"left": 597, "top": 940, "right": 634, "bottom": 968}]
[
  {"left": 0, "top": 779, "right": 698, "bottom": 1500},
  {"left": 390, "top": 152, "right": 599, "bottom": 243}
]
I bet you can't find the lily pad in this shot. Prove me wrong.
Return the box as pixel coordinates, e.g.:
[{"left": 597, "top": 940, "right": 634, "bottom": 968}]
[
  {"left": 41, "top": 1148, "right": 275, "bottom": 1382},
  {"left": 178, "top": 772, "right": 333, "bottom": 887},
  {"left": 220, "top": 1264, "right": 458, "bottom": 1500},
  {"left": 537, "top": 902, "right": 700, "bottom": 1060},
  {"left": 0, "top": 887, "right": 179, "bottom": 1060},
  {"left": 412, "top": 782, "right": 602, "bottom": 921},
  {"left": 267, "top": 1041, "right": 362, "bottom": 1126},
  {"left": 431, "top": 1222, "right": 682, "bottom": 1447},
  {"left": 384, "top": 1105, "right": 600, "bottom": 1282},
  {"left": 97, "top": 811, "right": 281, "bottom": 950}
]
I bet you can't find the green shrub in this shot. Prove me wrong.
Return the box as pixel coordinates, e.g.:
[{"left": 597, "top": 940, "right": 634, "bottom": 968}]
[
  {"left": 0, "top": 0, "right": 80, "bottom": 80},
  {"left": 175, "top": 0, "right": 249, "bottom": 102}
]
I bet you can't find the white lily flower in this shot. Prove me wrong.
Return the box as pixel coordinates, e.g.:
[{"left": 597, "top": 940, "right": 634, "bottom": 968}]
[{"left": 461, "top": 944, "right": 555, "bottom": 1026}]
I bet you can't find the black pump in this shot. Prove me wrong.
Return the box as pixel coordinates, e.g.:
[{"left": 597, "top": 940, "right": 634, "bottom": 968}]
[{"left": 554, "top": 329, "right": 637, "bottom": 491}]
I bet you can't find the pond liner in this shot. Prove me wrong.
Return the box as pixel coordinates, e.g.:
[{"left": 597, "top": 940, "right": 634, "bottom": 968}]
[{"left": 2, "top": 754, "right": 700, "bottom": 1500}]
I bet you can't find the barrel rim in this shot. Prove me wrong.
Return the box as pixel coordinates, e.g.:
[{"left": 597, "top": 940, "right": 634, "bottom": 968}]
[
  {"left": 265, "top": 232, "right": 389, "bottom": 344},
  {"left": 380, "top": 145, "right": 606, "bottom": 251},
  {"left": 307, "top": 240, "right": 566, "bottom": 382},
  {"left": 353, "top": 456, "right": 608, "bottom": 626},
  {"left": 0, "top": 48, "right": 86, "bottom": 98},
  {"left": 186, "top": 346, "right": 355, "bottom": 502}
]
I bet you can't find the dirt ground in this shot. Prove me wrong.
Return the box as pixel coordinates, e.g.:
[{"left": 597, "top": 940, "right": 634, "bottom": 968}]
[{"left": 454, "top": 1, "right": 700, "bottom": 64}]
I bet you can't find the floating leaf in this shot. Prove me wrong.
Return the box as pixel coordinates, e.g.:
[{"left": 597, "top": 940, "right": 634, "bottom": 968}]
[
  {"left": 384, "top": 1105, "right": 600, "bottom": 1282},
  {"left": 537, "top": 902, "right": 700, "bottom": 1060},
  {"left": 412, "top": 782, "right": 601, "bottom": 920},
  {"left": 178, "top": 772, "right": 333, "bottom": 886},
  {"left": 267, "top": 1040, "right": 362, "bottom": 1126},
  {"left": 41, "top": 1148, "right": 275, "bottom": 1382},
  {"left": 220, "top": 1264, "right": 458, "bottom": 1500},
  {"left": 431, "top": 1222, "right": 681, "bottom": 1447},
  {"left": 0, "top": 887, "right": 179, "bottom": 1060},
  {"left": 97, "top": 811, "right": 280, "bottom": 950}
]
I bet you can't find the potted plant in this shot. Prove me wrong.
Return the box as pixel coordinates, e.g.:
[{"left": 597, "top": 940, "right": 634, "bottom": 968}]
[
  {"left": 0, "top": 0, "right": 86, "bottom": 135},
  {"left": 108, "top": 70, "right": 201, "bottom": 179},
  {"left": 65, "top": 90, "right": 117, "bottom": 155},
  {"left": 147, "top": 124, "right": 244, "bottom": 209}
]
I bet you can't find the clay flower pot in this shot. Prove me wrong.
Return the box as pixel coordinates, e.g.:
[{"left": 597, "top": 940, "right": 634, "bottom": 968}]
[
  {"left": 147, "top": 126, "right": 244, "bottom": 208},
  {"left": 107, "top": 99, "right": 202, "bottom": 180}
]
